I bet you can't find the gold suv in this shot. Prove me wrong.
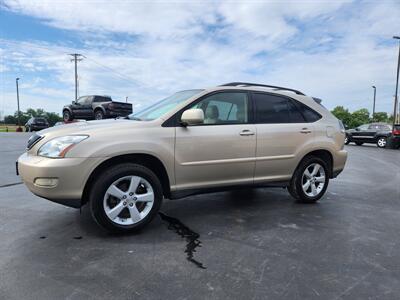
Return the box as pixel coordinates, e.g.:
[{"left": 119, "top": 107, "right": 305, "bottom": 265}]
[{"left": 18, "top": 83, "right": 347, "bottom": 233}]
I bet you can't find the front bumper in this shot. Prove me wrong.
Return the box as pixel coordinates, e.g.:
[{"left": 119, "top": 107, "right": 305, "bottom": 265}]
[{"left": 17, "top": 153, "right": 104, "bottom": 208}]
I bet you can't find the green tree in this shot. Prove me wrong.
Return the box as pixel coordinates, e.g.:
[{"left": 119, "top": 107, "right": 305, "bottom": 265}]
[
  {"left": 45, "top": 112, "right": 62, "bottom": 126},
  {"left": 350, "top": 108, "right": 370, "bottom": 128},
  {"left": 372, "top": 112, "right": 389, "bottom": 123},
  {"left": 331, "top": 106, "right": 352, "bottom": 127}
]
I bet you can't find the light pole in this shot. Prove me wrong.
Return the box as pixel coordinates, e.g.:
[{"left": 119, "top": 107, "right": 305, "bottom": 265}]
[
  {"left": 372, "top": 85, "right": 376, "bottom": 120},
  {"left": 16, "top": 78, "right": 22, "bottom": 131},
  {"left": 393, "top": 36, "right": 400, "bottom": 126}
]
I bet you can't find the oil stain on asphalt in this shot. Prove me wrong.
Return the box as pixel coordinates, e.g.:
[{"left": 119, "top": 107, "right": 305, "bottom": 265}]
[{"left": 159, "top": 212, "right": 206, "bottom": 269}]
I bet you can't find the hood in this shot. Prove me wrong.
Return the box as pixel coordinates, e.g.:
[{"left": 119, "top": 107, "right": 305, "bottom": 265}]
[{"left": 37, "top": 118, "right": 146, "bottom": 137}]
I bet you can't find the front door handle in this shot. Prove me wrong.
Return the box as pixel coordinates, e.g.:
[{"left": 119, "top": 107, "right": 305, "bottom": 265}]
[
  {"left": 240, "top": 129, "right": 255, "bottom": 136},
  {"left": 300, "top": 128, "right": 312, "bottom": 134}
]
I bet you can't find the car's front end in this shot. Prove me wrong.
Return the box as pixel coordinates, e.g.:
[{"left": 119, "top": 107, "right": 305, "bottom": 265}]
[{"left": 17, "top": 130, "right": 104, "bottom": 208}]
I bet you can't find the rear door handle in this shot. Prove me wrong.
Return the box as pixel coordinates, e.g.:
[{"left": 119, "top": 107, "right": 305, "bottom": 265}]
[
  {"left": 240, "top": 129, "right": 255, "bottom": 136},
  {"left": 300, "top": 128, "right": 312, "bottom": 134}
]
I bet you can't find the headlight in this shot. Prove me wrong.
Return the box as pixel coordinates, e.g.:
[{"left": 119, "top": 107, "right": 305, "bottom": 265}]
[{"left": 38, "top": 135, "right": 88, "bottom": 158}]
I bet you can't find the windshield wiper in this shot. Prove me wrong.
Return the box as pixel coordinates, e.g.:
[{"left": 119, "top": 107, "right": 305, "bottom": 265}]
[{"left": 130, "top": 116, "right": 142, "bottom": 121}]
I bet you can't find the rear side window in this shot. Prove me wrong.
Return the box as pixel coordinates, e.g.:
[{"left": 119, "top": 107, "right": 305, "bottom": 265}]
[
  {"left": 253, "top": 93, "right": 290, "bottom": 123},
  {"left": 294, "top": 101, "right": 322, "bottom": 122},
  {"left": 288, "top": 100, "right": 306, "bottom": 123},
  {"left": 253, "top": 93, "right": 308, "bottom": 124}
]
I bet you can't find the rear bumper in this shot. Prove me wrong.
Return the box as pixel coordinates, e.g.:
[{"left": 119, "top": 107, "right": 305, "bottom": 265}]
[
  {"left": 332, "top": 149, "right": 347, "bottom": 177},
  {"left": 17, "top": 152, "right": 104, "bottom": 208}
]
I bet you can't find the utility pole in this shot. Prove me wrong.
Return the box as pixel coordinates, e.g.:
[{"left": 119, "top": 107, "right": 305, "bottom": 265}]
[
  {"left": 372, "top": 85, "right": 376, "bottom": 120},
  {"left": 69, "top": 54, "right": 83, "bottom": 101},
  {"left": 393, "top": 36, "right": 400, "bottom": 127},
  {"left": 126, "top": 96, "right": 128, "bottom": 103},
  {"left": 16, "top": 77, "right": 21, "bottom": 131}
]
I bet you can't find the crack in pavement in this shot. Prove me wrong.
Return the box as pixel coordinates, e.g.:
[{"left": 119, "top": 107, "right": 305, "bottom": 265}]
[
  {"left": 0, "top": 182, "right": 23, "bottom": 188},
  {"left": 159, "top": 212, "right": 206, "bottom": 269}
]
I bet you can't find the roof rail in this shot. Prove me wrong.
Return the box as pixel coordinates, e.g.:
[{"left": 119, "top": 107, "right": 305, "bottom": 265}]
[{"left": 220, "top": 82, "right": 306, "bottom": 96}]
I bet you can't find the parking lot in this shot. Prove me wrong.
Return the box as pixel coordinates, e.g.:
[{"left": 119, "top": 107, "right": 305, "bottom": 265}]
[{"left": 0, "top": 132, "right": 399, "bottom": 299}]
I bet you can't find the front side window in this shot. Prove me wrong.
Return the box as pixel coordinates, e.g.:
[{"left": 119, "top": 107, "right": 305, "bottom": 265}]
[
  {"left": 190, "top": 92, "right": 249, "bottom": 124},
  {"left": 357, "top": 124, "right": 369, "bottom": 131},
  {"left": 77, "top": 96, "right": 88, "bottom": 105}
]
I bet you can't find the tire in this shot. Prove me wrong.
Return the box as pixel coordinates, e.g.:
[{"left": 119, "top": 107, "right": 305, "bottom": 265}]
[
  {"left": 355, "top": 142, "right": 363, "bottom": 146},
  {"left": 344, "top": 135, "right": 350, "bottom": 145},
  {"left": 288, "top": 156, "right": 329, "bottom": 204},
  {"left": 94, "top": 110, "right": 104, "bottom": 120},
  {"left": 90, "top": 163, "right": 163, "bottom": 233},
  {"left": 376, "top": 137, "right": 387, "bottom": 148},
  {"left": 63, "top": 110, "right": 73, "bottom": 122}
]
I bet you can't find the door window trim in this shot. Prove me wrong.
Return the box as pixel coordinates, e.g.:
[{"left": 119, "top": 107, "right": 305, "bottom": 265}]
[{"left": 162, "top": 90, "right": 254, "bottom": 127}]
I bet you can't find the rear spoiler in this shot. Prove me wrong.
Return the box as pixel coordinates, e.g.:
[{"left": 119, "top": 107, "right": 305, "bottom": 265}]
[{"left": 312, "top": 97, "right": 322, "bottom": 104}]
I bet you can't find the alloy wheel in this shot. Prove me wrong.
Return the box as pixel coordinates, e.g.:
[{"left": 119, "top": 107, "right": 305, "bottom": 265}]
[
  {"left": 301, "top": 163, "right": 326, "bottom": 197},
  {"left": 377, "top": 137, "right": 386, "bottom": 148},
  {"left": 103, "top": 175, "right": 154, "bottom": 225}
]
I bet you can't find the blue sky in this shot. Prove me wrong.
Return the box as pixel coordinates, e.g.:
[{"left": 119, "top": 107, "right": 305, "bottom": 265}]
[{"left": 1, "top": 0, "right": 400, "bottom": 118}]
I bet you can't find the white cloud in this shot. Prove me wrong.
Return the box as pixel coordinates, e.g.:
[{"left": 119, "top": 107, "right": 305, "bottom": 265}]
[{"left": 1, "top": 0, "right": 400, "bottom": 116}]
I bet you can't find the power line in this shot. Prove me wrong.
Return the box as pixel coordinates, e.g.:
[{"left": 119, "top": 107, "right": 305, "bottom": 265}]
[{"left": 83, "top": 55, "right": 139, "bottom": 87}]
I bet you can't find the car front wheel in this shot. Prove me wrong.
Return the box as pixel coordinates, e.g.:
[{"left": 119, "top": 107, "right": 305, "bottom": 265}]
[
  {"left": 344, "top": 136, "right": 350, "bottom": 145},
  {"left": 288, "top": 156, "right": 329, "bottom": 203},
  {"left": 376, "top": 137, "right": 387, "bottom": 148},
  {"left": 90, "top": 163, "right": 163, "bottom": 233}
]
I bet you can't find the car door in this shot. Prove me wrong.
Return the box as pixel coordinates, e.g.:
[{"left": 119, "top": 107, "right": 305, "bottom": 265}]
[
  {"left": 72, "top": 96, "right": 87, "bottom": 118},
  {"left": 81, "top": 96, "right": 95, "bottom": 118},
  {"left": 253, "top": 92, "right": 319, "bottom": 182},
  {"left": 351, "top": 124, "right": 371, "bottom": 142},
  {"left": 174, "top": 91, "right": 256, "bottom": 190}
]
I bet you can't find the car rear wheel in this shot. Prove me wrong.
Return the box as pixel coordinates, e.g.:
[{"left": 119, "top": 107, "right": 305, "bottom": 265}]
[
  {"left": 288, "top": 156, "right": 329, "bottom": 203},
  {"left": 63, "top": 110, "right": 73, "bottom": 122},
  {"left": 90, "top": 163, "right": 163, "bottom": 233},
  {"left": 94, "top": 110, "right": 104, "bottom": 120},
  {"left": 355, "top": 142, "right": 363, "bottom": 146},
  {"left": 376, "top": 137, "right": 387, "bottom": 148}
]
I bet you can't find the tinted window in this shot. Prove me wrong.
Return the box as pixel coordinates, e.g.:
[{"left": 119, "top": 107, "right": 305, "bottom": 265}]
[
  {"left": 295, "top": 101, "right": 321, "bottom": 122},
  {"left": 191, "top": 92, "right": 248, "bottom": 124},
  {"left": 288, "top": 100, "right": 305, "bottom": 123},
  {"left": 94, "top": 96, "right": 111, "bottom": 102},
  {"left": 254, "top": 93, "right": 290, "bottom": 123},
  {"left": 358, "top": 124, "right": 369, "bottom": 131}
]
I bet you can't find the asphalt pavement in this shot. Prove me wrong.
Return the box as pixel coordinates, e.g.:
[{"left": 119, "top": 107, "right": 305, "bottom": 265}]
[{"left": 0, "top": 133, "right": 399, "bottom": 299}]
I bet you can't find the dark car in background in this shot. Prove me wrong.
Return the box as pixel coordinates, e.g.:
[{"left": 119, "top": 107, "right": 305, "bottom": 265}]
[
  {"left": 345, "top": 123, "right": 392, "bottom": 148},
  {"left": 62, "top": 95, "right": 132, "bottom": 122},
  {"left": 25, "top": 117, "right": 50, "bottom": 132}
]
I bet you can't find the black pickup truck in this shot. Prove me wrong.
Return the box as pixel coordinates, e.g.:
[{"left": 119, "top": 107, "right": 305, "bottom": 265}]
[
  {"left": 63, "top": 95, "right": 132, "bottom": 121},
  {"left": 345, "top": 123, "right": 392, "bottom": 148}
]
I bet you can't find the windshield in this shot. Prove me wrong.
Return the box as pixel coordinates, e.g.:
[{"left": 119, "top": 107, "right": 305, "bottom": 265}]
[{"left": 128, "top": 89, "right": 203, "bottom": 121}]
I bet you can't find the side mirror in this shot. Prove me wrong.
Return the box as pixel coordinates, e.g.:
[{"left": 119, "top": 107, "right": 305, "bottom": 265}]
[
  {"left": 181, "top": 109, "right": 204, "bottom": 126},
  {"left": 355, "top": 127, "right": 360, "bottom": 131},
  {"left": 72, "top": 101, "right": 77, "bottom": 105}
]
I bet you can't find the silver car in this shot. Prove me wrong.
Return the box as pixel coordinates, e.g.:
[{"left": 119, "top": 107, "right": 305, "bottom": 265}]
[{"left": 17, "top": 82, "right": 347, "bottom": 233}]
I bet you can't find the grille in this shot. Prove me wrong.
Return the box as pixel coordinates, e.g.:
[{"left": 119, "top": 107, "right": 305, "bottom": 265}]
[{"left": 27, "top": 133, "right": 44, "bottom": 150}]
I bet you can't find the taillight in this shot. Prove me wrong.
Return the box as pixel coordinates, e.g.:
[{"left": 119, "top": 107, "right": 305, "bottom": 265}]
[{"left": 393, "top": 129, "right": 400, "bottom": 136}]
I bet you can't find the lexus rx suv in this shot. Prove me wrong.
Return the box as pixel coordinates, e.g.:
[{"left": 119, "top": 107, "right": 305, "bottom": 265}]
[{"left": 17, "top": 83, "right": 347, "bottom": 233}]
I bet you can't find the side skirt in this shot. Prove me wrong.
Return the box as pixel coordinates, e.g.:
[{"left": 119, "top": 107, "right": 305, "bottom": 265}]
[{"left": 169, "top": 181, "right": 290, "bottom": 200}]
